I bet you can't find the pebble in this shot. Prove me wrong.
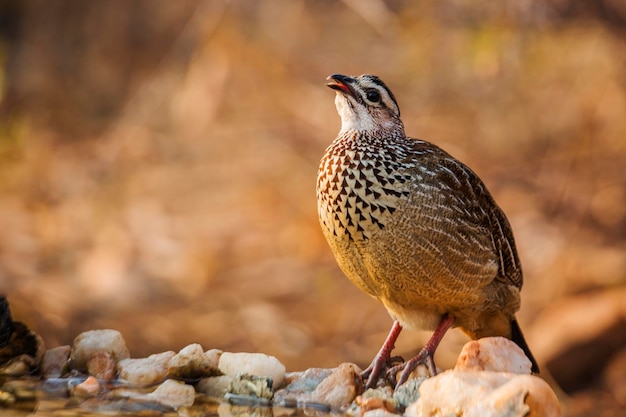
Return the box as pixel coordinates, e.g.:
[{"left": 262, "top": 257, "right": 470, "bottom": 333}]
[
  {"left": 196, "top": 375, "right": 232, "bottom": 397},
  {"left": 71, "top": 376, "right": 100, "bottom": 397},
  {"left": 227, "top": 374, "right": 273, "bottom": 399},
  {"left": 305, "top": 362, "right": 360, "bottom": 409},
  {"left": 356, "top": 387, "right": 397, "bottom": 413},
  {"left": 168, "top": 344, "right": 221, "bottom": 380},
  {"left": 273, "top": 368, "right": 333, "bottom": 405},
  {"left": 203, "top": 349, "right": 222, "bottom": 369},
  {"left": 70, "top": 329, "right": 130, "bottom": 371},
  {"left": 117, "top": 351, "right": 175, "bottom": 386},
  {"left": 218, "top": 352, "right": 285, "bottom": 389},
  {"left": 146, "top": 379, "right": 196, "bottom": 409},
  {"left": 393, "top": 377, "right": 426, "bottom": 409},
  {"left": 456, "top": 337, "right": 532, "bottom": 374},
  {"left": 41, "top": 345, "right": 70, "bottom": 378}
]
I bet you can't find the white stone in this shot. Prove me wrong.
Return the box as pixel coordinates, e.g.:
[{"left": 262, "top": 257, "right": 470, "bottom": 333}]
[
  {"left": 70, "top": 329, "right": 129, "bottom": 371},
  {"left": 196, "top": 375, "right": 233, "bottom": 397},
  {"left": 456, "top": 337, "right": 532, "bottom": 374},
  {"left": 167, "top": 344, "right": 221, "bottom": 379},
  {"left": 203, "top": 349, "right": 222, "bottom": 369},
  {"left": 218, "top": 352, "right": 286, "bottom": 389},
  {"left": 146, "top": 379, "right": 195, "bottom": 409},
  {"left": 405, "top": 371, "right": 560, "bottom": 417},
  {"left": 169, "top": 343, "right": 204, "bottom": 368},
  {"left": 117, "top": 351, "right": 175, "bottom": 386}
]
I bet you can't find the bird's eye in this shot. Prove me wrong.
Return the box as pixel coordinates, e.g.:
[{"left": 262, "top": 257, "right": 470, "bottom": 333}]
[{"left": 366, "top": 90, "right": 381, "bottom": 103}]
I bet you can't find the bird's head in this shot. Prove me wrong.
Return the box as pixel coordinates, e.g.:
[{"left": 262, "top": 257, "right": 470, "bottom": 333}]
[{"left": 326, "top": 74, "right": 404, "bottom": 136}]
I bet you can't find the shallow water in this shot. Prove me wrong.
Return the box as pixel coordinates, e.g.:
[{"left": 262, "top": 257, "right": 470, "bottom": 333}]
[{"left": 0, "top": 376, "right": 342, "bottom": 417}]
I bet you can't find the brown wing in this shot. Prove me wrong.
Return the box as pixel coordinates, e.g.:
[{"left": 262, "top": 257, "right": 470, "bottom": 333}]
[{"left": 408, "top": 139, "right": 523, "bottom": 290}]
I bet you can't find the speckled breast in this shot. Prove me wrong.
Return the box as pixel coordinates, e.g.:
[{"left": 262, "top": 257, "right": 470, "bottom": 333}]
[{"left": 316, "top": 132, "right": 414, "bottom": 243}]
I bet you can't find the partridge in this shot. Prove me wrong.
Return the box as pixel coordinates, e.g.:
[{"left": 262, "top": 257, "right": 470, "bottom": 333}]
[{"left": 316, "top": 74, "right": 539, "bottom": 388}]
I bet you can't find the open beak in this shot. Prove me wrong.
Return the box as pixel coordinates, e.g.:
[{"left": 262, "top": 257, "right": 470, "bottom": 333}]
[{"left": 326, "top": 74, "right": 355, "bottom": 96}]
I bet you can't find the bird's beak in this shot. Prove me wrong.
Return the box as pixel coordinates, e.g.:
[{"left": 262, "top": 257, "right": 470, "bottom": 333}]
[{"left": 326, "top": 74, "right": 355, "bottom": 96}]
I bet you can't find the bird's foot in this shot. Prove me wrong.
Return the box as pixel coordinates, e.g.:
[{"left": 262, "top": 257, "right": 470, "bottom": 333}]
[
  {"left": 361, "top": 355, "right": 404, "bottom": 389},
  {"left": 361, "top": 320, "right": 403, "bottom": 390},
  {"left": 387, "top": 346, "right": 437, "bottom": 387},
  {"left": 390, "top": 314, "right": 455, "bottom": 388}
]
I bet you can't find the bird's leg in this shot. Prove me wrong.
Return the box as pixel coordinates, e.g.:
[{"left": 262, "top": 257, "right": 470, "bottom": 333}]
[
  {"left": 361, "top": 320, "right": 403, "bottom": 389},
  {"left": 390, "top": 314, "right": 455, "bottom": 387}
]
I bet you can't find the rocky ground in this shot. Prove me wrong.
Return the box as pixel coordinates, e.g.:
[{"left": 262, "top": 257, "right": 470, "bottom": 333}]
[{"left": 0, "top": 299, "right": 561, "bottom": 416}]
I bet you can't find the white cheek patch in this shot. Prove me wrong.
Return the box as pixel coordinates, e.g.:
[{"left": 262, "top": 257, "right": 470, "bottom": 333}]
[{"left": 336, "top": 95, "right": 379, "bottom": 134}]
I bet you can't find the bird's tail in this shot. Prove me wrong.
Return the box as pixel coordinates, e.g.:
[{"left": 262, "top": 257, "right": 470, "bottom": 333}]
[{"left": 511, "top": 318, "right": 540, "bottom": 374}]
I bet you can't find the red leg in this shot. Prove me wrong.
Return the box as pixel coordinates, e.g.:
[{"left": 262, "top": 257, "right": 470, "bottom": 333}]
[
  {"left": 394, "top": 314, "right": 455, "bottom": 387},
  {"left": 361, "top": 320, "right": 402, "bottom": 389}
]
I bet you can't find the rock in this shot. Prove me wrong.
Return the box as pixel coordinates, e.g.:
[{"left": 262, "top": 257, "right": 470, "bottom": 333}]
[
  {"left": 87, "top": 351, "right": 117, "bottom": 381},
  {"left": 456, "top": 337, "right": 532, "bottom": 374},
  {"left": 41, "top": 346, "right": 71, "bottom": 378},
  {"left": 272, "top": 364, "right": 360, "bottom": 409},
  {"left": 117, "top": 351, "right": 175, "bottom": 386},
  {"left": 218, "top": 352, "right": 285, "bottom": 389},
  {"left": 227, "top": 374, "right": 273, "bottom": 399},
  {"left": 167, "top": 344, "right": 221, "bottom": 379},
  {"left": 71, "top": 376, "right": 100, "bottom": 397},
  {"left": 196, "top": 375, "right": 232, "bottom": 397},
  {"left": 273, "top": 368, "right": 333, "bottom": 405},
  {"left": 393, "top": 377, "right": 426, "bottom": 409},
  {"left": 356, "top": 387, "right": 396, "bottom": 413},
  {"left": 306, "top": 363, "right": 360, "bottom": 409},
  {"left": 146, "top": 379, "right": 196, "bottom": 409},
  {"left": 70, "top": 329, "right": 129, "bottom": 371},
  {"left": 405, "top": 371, "right": 560, "bottom": 417},
  {"left": 203, "top": 349, "right": 222, "bottom": 369}
]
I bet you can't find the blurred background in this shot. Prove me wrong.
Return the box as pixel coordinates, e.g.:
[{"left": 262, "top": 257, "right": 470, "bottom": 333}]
[{"left": 0, "top": 0, "right": 624, "bottom": 415}]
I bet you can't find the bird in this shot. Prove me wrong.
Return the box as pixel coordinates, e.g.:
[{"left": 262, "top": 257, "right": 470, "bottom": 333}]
[{"left": 316, "top": 74, "right": 539, "bottom": 389}]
